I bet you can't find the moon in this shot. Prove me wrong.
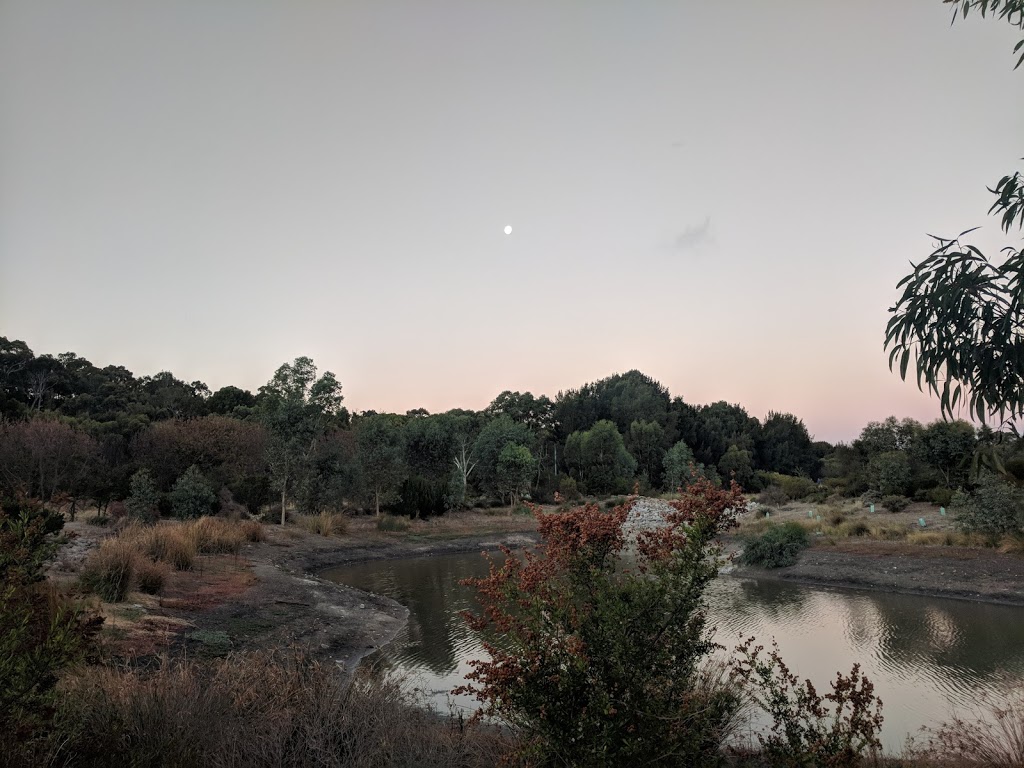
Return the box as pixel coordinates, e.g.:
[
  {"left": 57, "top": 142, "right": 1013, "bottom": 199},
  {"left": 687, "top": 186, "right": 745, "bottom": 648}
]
[{"left": 503, "top": 225, "right": 512, "bottom": 235}]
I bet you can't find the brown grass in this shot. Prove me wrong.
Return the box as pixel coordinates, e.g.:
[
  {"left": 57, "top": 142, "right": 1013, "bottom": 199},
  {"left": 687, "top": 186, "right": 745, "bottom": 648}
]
[
  {"left": 295, "top": 511, "right": 348, "bottom": 537},
  {"left": 900, "top": 686, "right": 1024, "bottom": 767},
  {"left": 49, "top": 651, "right": 509, "bottom": 768},
  {"left": 122, "top": 523, "right": 197, "bottom": 571},
  {"left": 240, "top": 519, "right": 266, "bottom": 543},
  {"left": 134, "top": 558, "right": 170, "bottom": 595},
  {"left": 79, "top": 537, "right": 137, "bottom": 603},
  {"left": 188, "top": 516, "right": 244, "bottom": 555}
]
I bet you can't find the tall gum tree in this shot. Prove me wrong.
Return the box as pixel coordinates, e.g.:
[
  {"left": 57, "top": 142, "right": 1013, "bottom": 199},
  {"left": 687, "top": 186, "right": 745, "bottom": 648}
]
[
  {"left": 887, "top": 1, "right": 1024, "bottom": 425},
  {"left": 259, "top": 357, "right": 343, "bottom": 525}
]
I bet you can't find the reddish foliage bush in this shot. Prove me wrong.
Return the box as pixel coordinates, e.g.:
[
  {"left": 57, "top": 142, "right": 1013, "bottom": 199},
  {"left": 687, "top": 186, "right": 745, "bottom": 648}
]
[{"left": 457, "top": 479, "right": 747, "bottom": 766}]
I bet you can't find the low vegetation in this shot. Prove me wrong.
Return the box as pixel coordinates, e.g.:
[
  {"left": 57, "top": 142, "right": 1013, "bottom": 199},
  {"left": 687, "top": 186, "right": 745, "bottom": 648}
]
[
  {"left": 740, "top": 522, "right": 811, "bottom": 568},
  {"left": 18, "top": 652, "right": 506, "bottom": 768},
  {"left": 78, "top": 517, "right": 263, "bottom": 603}
]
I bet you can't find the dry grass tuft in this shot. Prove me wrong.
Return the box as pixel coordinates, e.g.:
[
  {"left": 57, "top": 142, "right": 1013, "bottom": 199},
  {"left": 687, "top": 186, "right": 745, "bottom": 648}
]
[
  {"left": 903, "top": 686, "right": 1024, "bottom": 767},
  {"left": 79, "top": 537, "right": 136, "bottom": 603},
  {"left": 377, "top": 514, "right": 411, "bottom": 533},
  {"left": 136, "top": 525, "right": 197, "bottom": 570},
  {"left": 188, "top": 516, "right": 244, "bottom": 555},
  {"left": 239, "top": 519, "right": 266, "bottom": 543},
  {"left": 51, "top": 650, "right": 508, "bottom": 768},
  {"left": 296, "top": 511, "right": 348, "bottom": 537},
  {"left": 135, "top": 558, "right": 170, "bottom": 595}
]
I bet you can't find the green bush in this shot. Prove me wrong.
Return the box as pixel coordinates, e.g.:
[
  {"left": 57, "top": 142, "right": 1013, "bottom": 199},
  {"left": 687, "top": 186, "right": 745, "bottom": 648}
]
[
  {"left": 760, "top": 473, "right": 816, "bottom": 501},
  {"left": 881, "top": 495, "right": 910, "bottom": 513},
  {"left": 169, "top": 466, "right": 216, "bottom": 520},
  {"left": 125, "top": 470, "right": 161, "bottom": 523},
  {"left": 1, "top": 496, "right": 100, "bottom": 762},
  {"left": 758, "top": 485, "right": 790, "bottom": 507},
  {"left": 954, "top": 473, "right": 1024, "bottom": 537},
  {"left": 927, "top": 487, "right": 954, "bottom": 507},
  {"left": 376, "top": 514, "right": 410, "bottom": 533},
  {"left": 740, "top": 522, "right": 810, "bottom": 568},
  {"left": 557, "top": 475, "right": 580, "bottom": 501}
]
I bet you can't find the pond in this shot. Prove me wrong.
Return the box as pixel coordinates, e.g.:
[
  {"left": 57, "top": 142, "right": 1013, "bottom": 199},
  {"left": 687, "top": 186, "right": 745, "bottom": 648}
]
[{"left": 322, "top": 551, "right": 1024, "bottom": 751}]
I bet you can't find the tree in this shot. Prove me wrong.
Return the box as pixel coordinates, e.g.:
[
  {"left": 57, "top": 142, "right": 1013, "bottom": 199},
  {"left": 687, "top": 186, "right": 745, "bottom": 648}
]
[
  {"left": 757, "top": 411, "right": 818, "bottom": 478},
  {"left": 125, "top": 469, "right": 161, "bottom": 522},
  {"left": 355, "top": 415, "right": 406, "bottom": 516},
  {"left": 689, "top": 401, "right": 761, "bottom": 469},
  {"left": 457, "top": 481, "right": 747, "bottom": 765},
  {"left": 496, "top": 443, "right": 536, "bottom": 507},
  {"left": 207, "top": 385, "right": 256, "bottom": 416},
  {"left": 663, "top": 439, "right": 720, "bottom": 491},
  {"left": 625, "top": 419, "right": 666, "bottom": 488},
  {"left": 471, "top": 415, "right": 534, "bottom": 500},
  {"left": 916, "top": 420, "right": 977, "bottom": 487},
  {"left": 169, "top": 465, "right": 216, "bottom": 519},
  {"left": 886, "top": 2, "right": 1024, "bottom": 424},
  {"left": 718, "top": 443, "right": 756, "bottom": 490},
  {"left": 562, "top": 420, "right": 636, "bottom": 494},
  {"left": 853, "top": 417, "right": 921, "bottom": 457},
  {"left": 259, "top": 357, "right": 343, "bottom": 525},
  {"left": 867, "top": 451, "right": 912, "bottom": 497}
]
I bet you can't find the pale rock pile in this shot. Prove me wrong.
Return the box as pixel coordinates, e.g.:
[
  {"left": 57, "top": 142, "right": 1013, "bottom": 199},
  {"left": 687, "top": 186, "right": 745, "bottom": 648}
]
[{"left": 621, "top": 497, "right": 676, "bottom": 538}]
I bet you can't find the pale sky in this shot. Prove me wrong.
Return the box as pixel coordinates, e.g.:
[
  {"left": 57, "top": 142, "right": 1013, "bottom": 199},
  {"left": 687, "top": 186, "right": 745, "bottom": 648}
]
[{"left": 1, "top": 1, "right": 1021, "bottom": 443}]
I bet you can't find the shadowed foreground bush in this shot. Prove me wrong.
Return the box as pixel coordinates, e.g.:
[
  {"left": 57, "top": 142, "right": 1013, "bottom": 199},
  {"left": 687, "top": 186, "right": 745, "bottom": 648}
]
[{"left": 48, "top": 651, "right": 507, "bottom": 768}]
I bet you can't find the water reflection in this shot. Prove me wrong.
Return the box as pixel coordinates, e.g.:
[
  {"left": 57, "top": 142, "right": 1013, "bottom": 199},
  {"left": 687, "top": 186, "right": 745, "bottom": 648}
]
[{"left": 324, "top": 552, "right": 1024, "bottom": 749}]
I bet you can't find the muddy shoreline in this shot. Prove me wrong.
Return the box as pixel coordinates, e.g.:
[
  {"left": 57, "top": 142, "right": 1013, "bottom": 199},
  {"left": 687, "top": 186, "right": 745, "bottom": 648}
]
[
  {"left": 62, "top": 508, "right": 1024, "bottom": 674},
  {"left": 175, "top": 527, "right": 539, "bottom": 671},
  {"left": 730, "top": 539, "right": 1024, "bottom": 607}
]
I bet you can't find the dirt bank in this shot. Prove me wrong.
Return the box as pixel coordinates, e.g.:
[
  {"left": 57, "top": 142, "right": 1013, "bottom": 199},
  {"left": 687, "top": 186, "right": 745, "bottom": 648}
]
[
  {"left": 57, "top": 512, "right": 538, "bottom": 670},
  {"left": 733, "top": 538, "right": 1024, "bottom": 606}
]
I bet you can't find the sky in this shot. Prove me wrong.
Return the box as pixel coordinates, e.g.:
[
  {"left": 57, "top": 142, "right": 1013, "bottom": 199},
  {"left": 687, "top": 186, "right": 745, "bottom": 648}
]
[{"left": 1, "top": 1, "right": 1022, "bottom": 444}]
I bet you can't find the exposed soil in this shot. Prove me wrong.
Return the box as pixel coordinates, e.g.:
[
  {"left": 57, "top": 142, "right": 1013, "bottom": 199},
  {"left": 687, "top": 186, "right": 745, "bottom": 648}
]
[
  {"left": 57, "top": 511, "right": 539, "bottom": 670},
  {"left": 54, "top": 497, "right": 1024, "bottom": 677},
  {"left": 730, "top": 498, "right": 1024, "bottom": 605}
]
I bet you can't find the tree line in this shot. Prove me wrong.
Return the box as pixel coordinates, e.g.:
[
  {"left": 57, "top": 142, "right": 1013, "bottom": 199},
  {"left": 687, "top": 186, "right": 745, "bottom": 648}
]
[{"left": 0, "top": 336, "right": 1001, "bottom": 519}]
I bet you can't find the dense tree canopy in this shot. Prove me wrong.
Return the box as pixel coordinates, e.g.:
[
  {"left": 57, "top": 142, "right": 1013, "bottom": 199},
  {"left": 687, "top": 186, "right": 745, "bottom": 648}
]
[{"left": 12, "top": 337, "right": 999, "bottom": 519}]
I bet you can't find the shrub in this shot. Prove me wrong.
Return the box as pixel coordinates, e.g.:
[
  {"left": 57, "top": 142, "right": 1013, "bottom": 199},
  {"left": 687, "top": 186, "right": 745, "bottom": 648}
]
[
  {"left": 927, "top": 487, "right": 955, "bottom": 507},
  {"left": 731, "top": 638, "right": 883, "bottom": 767},
  {"left": 740, "top": 522, "right": 810, "bottom": 568},
  {"left": 758, "top": 485, "right": 790, "bottom": 507},
  {"left": 557, "top": 475, "right": 580, "bottom": 501},
  {"left": 296, "top": 511, "right": 347, "bottom": 537},
  {"left": 839, "top": 521, "right": 870, "bottom": 537},
  {"left": 125, "top": 470, "right": 161, "bottom": 523},
  {"left": 239, "top": 520, "right": 265, "bottom": 543},
  {"left": 51, "top": 651, "right": 505, "bottom": 768},
  {"left": 80, "top": 538, "right": 136, "bottom": 602},
  {"left": 134, "top": 526, "right": 196, "bottom": 571},
  {"left": 457, "top": 480, "right": 749, "bottom": 766},
  {"left": 955, "top": 472, "right": 1024, "bottom": 536},
  {"left": 169, "top": 466, "right": 216, "bottom": 520},
  {"left": 135, "top": 559, "right": 169, "bottom": 595},
  {"left": 882, "top": 495, "right": 910, "bottom": 513},
  {"left": 1, "top": 496, "right": 100, "bottom": 758},
  {"left": 761, "top": 473, "right": 816, "bottom": 501},
  {"left": 377, "top": 514, "right": 410, "bottom": 533},
  {"left": 188, "top": 516, "right": 243, "bottom": 554}
]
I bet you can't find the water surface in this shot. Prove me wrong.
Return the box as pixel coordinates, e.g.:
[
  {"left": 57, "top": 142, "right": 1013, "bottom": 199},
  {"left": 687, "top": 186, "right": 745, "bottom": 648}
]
[{"left": 323, "top": 551, "right": 1024, "bottom": 750}]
